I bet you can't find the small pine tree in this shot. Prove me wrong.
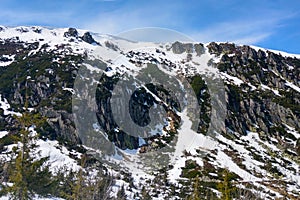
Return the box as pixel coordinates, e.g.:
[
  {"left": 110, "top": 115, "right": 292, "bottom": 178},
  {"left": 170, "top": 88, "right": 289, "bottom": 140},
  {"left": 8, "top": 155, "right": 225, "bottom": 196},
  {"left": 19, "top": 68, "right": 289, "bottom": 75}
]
[
  {"left": 57, "top": 168, "right": 77, "bottom": 199},
  {"left": 6, "top": 88, "right": 54, "bottom": 199},
  {"left": 71, "top": 154, "right": 86, "bottom": 200},
  {"left": 217, "top": 169, "right": 236, "bottom": 200},
  {"left": 58, "top": 156, "right": 115, "bottom": 200},
  {"left": 188, "top": 175, "right": 201, "bottom": 200},
  {"left": 94, "top": 173, "right": 114, "bottom": 200}
]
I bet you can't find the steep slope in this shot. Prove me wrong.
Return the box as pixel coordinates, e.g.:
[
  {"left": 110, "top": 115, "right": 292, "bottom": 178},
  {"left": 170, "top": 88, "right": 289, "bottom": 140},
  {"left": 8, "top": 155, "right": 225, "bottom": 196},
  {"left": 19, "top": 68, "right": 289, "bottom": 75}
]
[{"left": 0, "top": 26, "right": 299, "bottom": 200}]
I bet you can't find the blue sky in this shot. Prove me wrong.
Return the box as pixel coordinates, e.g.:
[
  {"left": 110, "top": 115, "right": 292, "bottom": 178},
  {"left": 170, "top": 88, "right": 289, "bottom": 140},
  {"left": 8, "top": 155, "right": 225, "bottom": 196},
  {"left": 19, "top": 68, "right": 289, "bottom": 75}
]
[{"left": 0, "top": 0, "right": 299, "bottom": 53}]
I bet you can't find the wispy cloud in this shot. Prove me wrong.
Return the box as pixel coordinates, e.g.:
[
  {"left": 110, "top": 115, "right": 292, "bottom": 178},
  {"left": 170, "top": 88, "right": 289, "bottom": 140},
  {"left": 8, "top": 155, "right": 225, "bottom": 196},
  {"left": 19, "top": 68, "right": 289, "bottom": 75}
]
[
  {"left": 86, "top": 16, "right": 276, "bottom": 45},
  {"left": 232, "top": 33, "right": 272, "bottom": 45},
  {"left": 83, "top": 1, "right": 297, "bottom": 45},
  {"left": 190, "top": 19, "right": 276, "bottom": 44},
  {"left": 82, "top": 1, "right": 183, "bottom": 34},
  {"left": 83, "top": 11, "right": 169, "bottom": 34},
  {"left": 193, "top": 8, "right": 299, "bottom": 44}
]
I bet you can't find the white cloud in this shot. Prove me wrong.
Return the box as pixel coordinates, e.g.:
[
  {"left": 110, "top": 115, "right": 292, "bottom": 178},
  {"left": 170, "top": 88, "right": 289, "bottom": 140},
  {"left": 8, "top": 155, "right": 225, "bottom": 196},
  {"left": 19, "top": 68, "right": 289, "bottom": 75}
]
[
  {"left": 188, "top": 12, "right": 295, "bottom": 45},
  {"left": 83, "top": 2, "right": 298, "bottom": 45},
  {"left": 232, "top": 33, "right": 272, "bottom": 45},
  {"left": 81, "top": 1, "right": 180, "bottom": 34},
  {"left": 117, "top": 27, "right": 194, "bottom": 43},
  {"left": 86, "top": 13, "right": 277, "bottom": 44},
  {"left": 189, "top": 18, "right": 277, "bottom": 44}
]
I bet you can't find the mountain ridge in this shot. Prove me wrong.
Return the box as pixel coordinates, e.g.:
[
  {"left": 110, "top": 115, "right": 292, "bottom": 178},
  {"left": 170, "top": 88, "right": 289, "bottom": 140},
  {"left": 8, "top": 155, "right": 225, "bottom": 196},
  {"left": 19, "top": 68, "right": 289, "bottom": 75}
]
[{"left": 0, "top": 26, "right": 299, "bottom": 200}]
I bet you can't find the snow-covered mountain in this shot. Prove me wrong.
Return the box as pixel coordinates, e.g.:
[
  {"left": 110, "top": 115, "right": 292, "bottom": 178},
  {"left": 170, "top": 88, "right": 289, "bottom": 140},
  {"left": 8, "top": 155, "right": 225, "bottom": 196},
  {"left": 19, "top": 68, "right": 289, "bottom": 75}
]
[{"left": 0, "top": 26, "right": 299, "bottom": 200}]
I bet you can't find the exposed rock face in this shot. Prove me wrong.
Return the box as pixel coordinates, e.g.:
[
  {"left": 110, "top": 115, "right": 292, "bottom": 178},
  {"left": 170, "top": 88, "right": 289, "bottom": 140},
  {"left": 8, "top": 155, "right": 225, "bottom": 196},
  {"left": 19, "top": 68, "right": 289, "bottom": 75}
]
[
  {"left": 0, "top": 40, "right": 82, "bottom": 145},
  {"left": 171, "top": 41, "right": 205, "bottom": 56},
  {"left": 16, "top": 27, "right": 29, "bottom": 33},
  {"left": 63, "top": 28, "right": 79, "bottom": 38},
  {"left": 208, "top": 42, "right": 300, "bottom": 142},
  {"left": 0, "top": 27, "right": 300, "bottom": 198},
  {"left": 81, "top": 32, "right": 99, "bottom": 45},
  {"left": 95, "top": 75, "right": 182, "bottom": 150},
  {"left": 207, "top": 42, "right": 236, "bottom": 56},
  {"left": 0, "top": 37, "right": 298, "bottom": 152},
  {"left": 171, "top": 41, "right": 193, "bottom": 54},
  {"left": 194, "top": 43, "right": 205, "bottom": 56}
]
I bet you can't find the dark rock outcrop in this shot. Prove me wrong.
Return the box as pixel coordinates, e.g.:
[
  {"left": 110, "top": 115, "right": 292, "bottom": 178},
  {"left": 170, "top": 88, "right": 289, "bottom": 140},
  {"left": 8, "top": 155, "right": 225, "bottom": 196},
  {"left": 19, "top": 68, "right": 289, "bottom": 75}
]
[
  {"left": 64, "top": 28, "right": 79, "bottom": 38},
  {"left": 81, "top": 32, "right": 99, "bottom": 45},
  {"left": 171, "top": 41, "right": 193, "bottom": 54}
]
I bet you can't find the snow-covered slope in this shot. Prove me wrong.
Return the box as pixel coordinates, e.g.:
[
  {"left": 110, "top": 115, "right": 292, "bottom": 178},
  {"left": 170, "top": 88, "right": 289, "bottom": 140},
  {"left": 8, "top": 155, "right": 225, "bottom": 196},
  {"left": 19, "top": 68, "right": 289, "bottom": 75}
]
[{"left": 0, "top": 26, "right": 299, "bottom": 200}]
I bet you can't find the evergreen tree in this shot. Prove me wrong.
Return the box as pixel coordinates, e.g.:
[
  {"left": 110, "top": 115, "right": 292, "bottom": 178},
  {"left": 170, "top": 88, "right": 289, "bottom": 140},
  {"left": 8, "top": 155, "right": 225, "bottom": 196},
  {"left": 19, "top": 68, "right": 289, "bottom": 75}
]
[
  {"left": 71, "top": 154, "right": 86, "bottom": 200},
  {"left": 93, "top": 172, "right": 114, "bottom": 200},
  {"left": 188, "top": 175, "right": 201, "bottom": 200},
  {"left": 57, "top": 167, "right": 77, "bottom": 199},
  {"left": 217, "top": 169, "right": 236, "bottom": 200},
  {"left": 58, "top": 155, "right": 114, "bottom": 200},
  {"left": 5, "top": 88, "right": 55, "bottom": 199}
]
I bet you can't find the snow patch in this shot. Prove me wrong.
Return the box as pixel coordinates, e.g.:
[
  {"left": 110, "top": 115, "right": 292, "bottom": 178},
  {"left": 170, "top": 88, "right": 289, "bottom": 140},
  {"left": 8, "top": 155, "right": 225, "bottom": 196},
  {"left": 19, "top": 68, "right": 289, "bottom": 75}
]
[
  {"left": 0, "top": 94, "right": 22, "bottom": 116},
  {"left": 0, "top": 131, "right": 8, "bottom": 138},
  {"left": 0, "top": 55, "right": 15, "bottom": 67},
  {"left": 220, "top": 72, "right": 244, "bottom": 86},
  {"left": 285, "top": 81, "right": 300, "bottom": 93},
  {"left": 35, "top": 139, "right": 81, "bottom": 173}
]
